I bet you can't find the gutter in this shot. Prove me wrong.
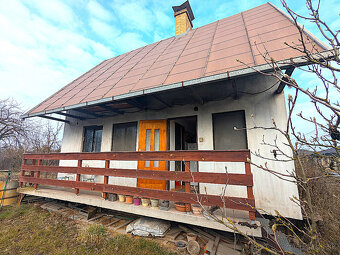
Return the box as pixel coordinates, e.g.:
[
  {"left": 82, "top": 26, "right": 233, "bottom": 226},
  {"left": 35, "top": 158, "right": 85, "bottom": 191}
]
[{"left": 21, "top": 51, "right": 333, "bottom": 120}]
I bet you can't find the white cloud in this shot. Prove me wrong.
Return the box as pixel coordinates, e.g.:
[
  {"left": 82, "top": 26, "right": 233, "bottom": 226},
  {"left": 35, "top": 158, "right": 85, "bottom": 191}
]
[
  {"left": 89, "top": 18, "right": 121, "bottom": 41},
  {"left": 111, "top": 1, "right": 153, "bottom": 32},
  {"left": 0, "top": 0, "right": 114, "bottom": 111},
  {"left": 115, "top": 32, "right": 147, "bottom": 52},
  {"left": 87, "top": 0, "right": 113, "bottom": 21},
  {"left": 25, "top": 0, "right": 78, "bottom": 27}
]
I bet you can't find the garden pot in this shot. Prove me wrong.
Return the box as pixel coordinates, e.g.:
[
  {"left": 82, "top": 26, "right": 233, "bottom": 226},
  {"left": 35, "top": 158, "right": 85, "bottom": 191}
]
[
  {"left": 141, "top": 198, "right": 150, "bottom": 207},
  {"left": 187, "top": 240, "right": 200, "bottom": 255},
  {"left": 134, "top": 197, "right": 141, "bottom": 206},
  {"left": 159, "top": 200, "right": 170, "bottom": 211},
  {"left": 118, "top": 194, "right": 125, "bottom": 202},
  {"left": 191, "top": 204, "right": 202, "bottom": 215},
  {"left": 174, "top": 202, "right": 186, "bottom": 212},
  {"left": 176, "top": 240, "right": 187, "bottom": 252},
  {"left": 150, "top": 199, "right": 159, "bottom": 208},
  {"left": 125, "top": 195, "right": 133, "bottom": 204},
  {"left": 186, "top": 232, "right": 197, "bottom": 242},
  {"left": 108, "top": 193, "right": 117, "bottom": 202}
]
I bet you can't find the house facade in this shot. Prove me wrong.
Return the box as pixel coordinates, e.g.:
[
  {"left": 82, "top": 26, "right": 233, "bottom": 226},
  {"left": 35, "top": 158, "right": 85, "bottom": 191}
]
[{"left": 20, "top": 1, "right": 327, "bottom": 228}]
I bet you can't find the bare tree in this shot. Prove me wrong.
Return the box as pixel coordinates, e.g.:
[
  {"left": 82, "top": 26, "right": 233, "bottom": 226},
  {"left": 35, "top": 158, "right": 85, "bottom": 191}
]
[
  {"left": 0, "top": 98, "right": 62, "bottom": 172},
  {"left": 0, "top": 98, "right": 27, "bottom": 148},
  {"left": 198, "top": 1, "right": 339, "bottom": 254}
]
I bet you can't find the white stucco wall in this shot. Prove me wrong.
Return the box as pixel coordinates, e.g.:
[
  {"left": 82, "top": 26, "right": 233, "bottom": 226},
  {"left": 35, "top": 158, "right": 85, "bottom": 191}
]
[{"left": 59, "top": 74, "right": 302, "bottom": 219}]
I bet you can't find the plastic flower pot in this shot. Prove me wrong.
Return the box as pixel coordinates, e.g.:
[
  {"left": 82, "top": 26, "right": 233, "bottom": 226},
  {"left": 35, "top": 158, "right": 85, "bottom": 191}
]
[
  {"left": 159, "top": 200, "right": 169, "bottom": 207},
  {"left": 141, "top": 198, "right": 150, "bottom": 207},
  {"left": 108, "top": 193, "right": 117, "bottom": 202},
  {"left": 176, "top": 240, "right": 187, "bottom": 252},
  {"left": 150, "top": 199, "right": 159, "bottom": 208},
  {"left": 174, "top": 202, "right": 186, "bottom": 212},
  {"left": 125, "top": 195, "right": 133, "bottom": 204},
  {"left": 118, "top": 194, "right": 125, "bottom": 202},
  {"left": 134, "top": 197, "right": 141, "bottom": 206},
  {"left": 191, "top": 204, "right": 203, "bottom": 215}
]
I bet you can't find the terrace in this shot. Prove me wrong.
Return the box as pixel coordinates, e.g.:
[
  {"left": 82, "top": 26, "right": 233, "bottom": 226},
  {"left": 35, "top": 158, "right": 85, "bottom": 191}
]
[{"left": 18, "top": 150, "right": 261, "bottom": 236}]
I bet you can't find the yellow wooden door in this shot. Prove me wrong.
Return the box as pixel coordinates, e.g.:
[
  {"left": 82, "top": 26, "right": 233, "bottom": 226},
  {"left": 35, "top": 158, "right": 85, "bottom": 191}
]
[{"left": 137, "top": 120, "right": 167, "bottom": 190}]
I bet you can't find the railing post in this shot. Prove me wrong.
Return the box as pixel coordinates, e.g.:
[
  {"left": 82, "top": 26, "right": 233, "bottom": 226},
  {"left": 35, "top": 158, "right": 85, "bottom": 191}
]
[
  {"left": 102, "top": 160, "right": 109, "bottom": 199},
  {"left": 75, "top": 160, "right": 82, "bottom": 195},
  {"left": 184, "top": 161, "right": 191, "bottom": 212},
  {"left": 245, "top": 161, "right": 255, "bottom": 221},
  {"left": 34, "top": 160, "right": 42, "bottom": 189},
  {"left": 29, "top": 159, "right": 36, "bottom": 186},
  {"left": 20, "top": 159, "right": 27, "bottom": 187}
]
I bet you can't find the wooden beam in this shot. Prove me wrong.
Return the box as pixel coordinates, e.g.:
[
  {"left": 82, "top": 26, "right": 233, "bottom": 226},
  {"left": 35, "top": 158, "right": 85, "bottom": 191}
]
[
  {"left": 22, "top": 150, "right": 251, "bottom": 162},
  {"left": 56, "top": 112, "right": 86, "bottom": 120},
  {"left": 152, "top": 95, "right": 172, "bottom": 108},
  {"left": 275, "top": 66, "right": 295, "bottom": 94},
  {"left": 245, "top": 162, "right": 256, "bottom": 221},
  {"left": 125, "top": 99, "right": 146, "bottom": 110},
  {"left": 99, "top": 105, "right": 124, "bottom": 115},
  {"left": 39, "top": 115, "right": 70, "bottom": 124},
  {"left": 19, "top": 176, "right": 256, "bottom": 212},
  {"left": 73, "top": 108, "right": 101, "bottom": 118},
  {"left": 22, "top": 165, "right": 253, "bottom": 186}
]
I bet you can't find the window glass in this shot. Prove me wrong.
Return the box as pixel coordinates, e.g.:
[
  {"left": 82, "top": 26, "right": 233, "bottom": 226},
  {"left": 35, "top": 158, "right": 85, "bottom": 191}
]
[
  {"left": 83, "top": 126, "right": 103, "bottom": 152},
  {"left": 154, "top": 129, "right": 159, "bottom": 167},
  {"left": 83, "top": 128, "right": 94, "bottom": 152},
  {"left": 213, "top": 111, "right": 247, "bottom": 150},
  {"left": 93, "top": 129, "right": 103, "bottom": 152},
  {"left": 112, "top": 122, "right": 137, "bottom": 151},
  {"left": 145, "top": 129, "right": 151, "bottom": 167}
]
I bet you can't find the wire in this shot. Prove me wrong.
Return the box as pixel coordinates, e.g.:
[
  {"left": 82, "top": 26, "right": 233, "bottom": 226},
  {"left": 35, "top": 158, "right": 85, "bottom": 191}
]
[{"left": 238, "top": 80, "right": 280, "bottom": 95}]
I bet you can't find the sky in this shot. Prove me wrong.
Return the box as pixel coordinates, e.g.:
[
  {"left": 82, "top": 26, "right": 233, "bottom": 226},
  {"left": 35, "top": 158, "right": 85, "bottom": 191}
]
[{"left": 0, "top": 0, "right": 339, "bottom": 135}]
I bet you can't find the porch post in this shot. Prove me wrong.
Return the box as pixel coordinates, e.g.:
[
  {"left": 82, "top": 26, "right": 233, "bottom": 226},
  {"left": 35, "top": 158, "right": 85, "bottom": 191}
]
[
  {"left": 29, "top": 159, "right": 36, "bottom": 186},
  {"left": 184, "top": 161, "right": 191, "bottom": 212},
  {"left": 245, "top": 161, "right": 255, "bottom": 221},
  {"left": 19, "top": 159, "right": 27, "bottom": 187},
  {"left": 34, "top": 159, "right": 42, "bottom": 189},
  {"left": 75, "top": 160, "right": 82, "bottom": 195},
  {"left": 102, "top": 160, "right": 109, "bottom": 199}
]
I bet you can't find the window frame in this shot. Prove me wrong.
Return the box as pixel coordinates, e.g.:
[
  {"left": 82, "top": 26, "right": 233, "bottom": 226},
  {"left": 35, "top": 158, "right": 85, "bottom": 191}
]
[
  {"left": 212, "top": 110, "right": 248, "bottom": 150},
  {"left": 82, "top": 125, "right": 103, "bottom": 152},
  {"left": 111, "top": 121, "right": 138, "bottom": 152}
]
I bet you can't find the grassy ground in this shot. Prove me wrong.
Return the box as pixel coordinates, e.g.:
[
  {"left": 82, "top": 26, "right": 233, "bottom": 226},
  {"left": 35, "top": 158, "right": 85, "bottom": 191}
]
[{"left": 0, "top": 204, "right": 177, "bottom": 255}]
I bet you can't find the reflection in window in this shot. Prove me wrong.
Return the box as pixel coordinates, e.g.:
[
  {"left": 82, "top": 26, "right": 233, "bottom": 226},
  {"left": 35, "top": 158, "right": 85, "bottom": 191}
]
[
  {"left": 154, "top": 129, "right": 159, "bottom": 167},
  {"left": 83, "top": 126, "right": 103, "bottom": 152},
  {"left": 112, "top": 122, "right": 137, "bottom": 151},
  {"left": 145, "top": 129, "right": 151, "bottom": 167}
]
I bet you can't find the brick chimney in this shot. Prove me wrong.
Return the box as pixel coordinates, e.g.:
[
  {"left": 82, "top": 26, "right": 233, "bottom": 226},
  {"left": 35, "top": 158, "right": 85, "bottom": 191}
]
[{"left": 172, "top": 1, "right": 195, "bottom": 36}]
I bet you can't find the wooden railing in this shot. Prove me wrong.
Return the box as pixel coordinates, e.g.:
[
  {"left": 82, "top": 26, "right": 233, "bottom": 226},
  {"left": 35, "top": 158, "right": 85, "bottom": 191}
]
[{"left": 19, "top": 150, "right": 256, "bottom": 220}]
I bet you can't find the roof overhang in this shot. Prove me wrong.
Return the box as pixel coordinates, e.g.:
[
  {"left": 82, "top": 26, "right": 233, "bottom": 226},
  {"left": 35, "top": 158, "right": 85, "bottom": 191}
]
[{"left": 21, "top": 50, "right": 333, "bottom": 120}]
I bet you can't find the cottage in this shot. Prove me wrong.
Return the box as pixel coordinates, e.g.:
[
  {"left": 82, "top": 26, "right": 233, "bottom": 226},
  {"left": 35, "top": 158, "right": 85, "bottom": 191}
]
[{"left": 19, "top": 1, "right": 327, "bottom": 236}]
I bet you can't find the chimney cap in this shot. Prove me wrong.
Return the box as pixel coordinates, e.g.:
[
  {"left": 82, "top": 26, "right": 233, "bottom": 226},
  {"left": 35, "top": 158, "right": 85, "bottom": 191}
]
[{"left": 172, "top": 1, "right": 195, "bottom": 22}]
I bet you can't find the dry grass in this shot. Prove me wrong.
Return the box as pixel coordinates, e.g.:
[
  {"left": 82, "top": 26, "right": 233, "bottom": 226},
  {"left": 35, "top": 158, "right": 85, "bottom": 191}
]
[
  {"left": 0, "top": 204, "right": 177, "bottom": 255},
  {"left": 297, "top": 157, "right": 340, "bottom": 254}
]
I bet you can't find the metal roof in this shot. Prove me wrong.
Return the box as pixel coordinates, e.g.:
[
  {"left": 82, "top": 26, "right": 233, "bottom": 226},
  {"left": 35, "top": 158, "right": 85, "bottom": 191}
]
[{"left": 26, "top": 2, "right": 327, "bottom": 118}]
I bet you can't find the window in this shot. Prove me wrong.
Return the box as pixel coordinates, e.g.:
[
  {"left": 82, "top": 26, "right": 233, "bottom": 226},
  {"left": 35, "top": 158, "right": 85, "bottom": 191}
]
[
  {"left": 213, "top": 110, "right": 247, "bottom": 150},
  {"left": 112, "top": 122, "right": 137, "bottom": 151},
  {"left": 83, "top": 126, "right": 103, "bottom": 152}
]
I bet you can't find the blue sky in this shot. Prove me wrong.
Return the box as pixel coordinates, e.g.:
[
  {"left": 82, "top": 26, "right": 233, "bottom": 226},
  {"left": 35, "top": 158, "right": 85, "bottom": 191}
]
[{"left": 0, "top": 0, "right": 338, "bottom": 134}]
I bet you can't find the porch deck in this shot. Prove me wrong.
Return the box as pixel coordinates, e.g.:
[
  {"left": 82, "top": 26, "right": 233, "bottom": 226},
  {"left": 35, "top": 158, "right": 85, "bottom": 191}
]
[
  {"left": 18, "top": 150, "right": 261, "bottom": 236},
  {"left": 18, "top": 185, "right": 261, "bottom": 236}
]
